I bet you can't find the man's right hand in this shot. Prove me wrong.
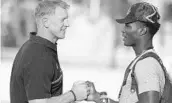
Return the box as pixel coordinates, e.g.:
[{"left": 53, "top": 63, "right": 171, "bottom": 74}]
[
  {"left": 86, "top": 81, "right": 101, "bottom": 102},
  {"left": 71, "top": 81, "right": 89, "bottom": 101}
]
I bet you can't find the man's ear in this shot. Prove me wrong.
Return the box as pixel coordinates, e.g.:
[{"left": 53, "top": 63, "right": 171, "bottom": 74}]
[
  {"left": 138, "top": 27, "right": 147, "bottom": 36},
  {"left": 42, "top": 17, "right": 49, "bottom": 28}
]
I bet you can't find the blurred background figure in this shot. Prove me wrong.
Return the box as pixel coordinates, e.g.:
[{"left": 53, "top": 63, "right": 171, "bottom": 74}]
[
  {"left": 1, "top": 0, "right": 38, "bottom": 47},
  {"left": 1, "top": 0, "right": 172, "bottom": 103}
]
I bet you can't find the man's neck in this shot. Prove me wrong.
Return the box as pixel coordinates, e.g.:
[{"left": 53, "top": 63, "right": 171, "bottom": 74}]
[
  {"left": 37, "top": 29, "right": 58, "bottom": 44},
  {"left": 133, "top": 40, "right": 153, "bottom": 56}
]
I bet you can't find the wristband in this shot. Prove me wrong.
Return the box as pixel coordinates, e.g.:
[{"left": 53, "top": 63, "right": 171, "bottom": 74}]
[{"left": 70, "top": 90, "right": 77, "bottom": 101}]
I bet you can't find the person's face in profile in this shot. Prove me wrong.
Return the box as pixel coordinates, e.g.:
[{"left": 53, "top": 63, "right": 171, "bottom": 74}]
[
  {"left": 121, "top": 21, "right": 143, "bottom": 46},
  {"left": 48, "top": 7, "right": 69, "bottom": 39}
]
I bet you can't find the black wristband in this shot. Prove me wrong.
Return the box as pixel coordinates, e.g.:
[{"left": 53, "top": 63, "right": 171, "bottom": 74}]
[{"left": 70, "top": 90, "right": 77, "bottom": 101}]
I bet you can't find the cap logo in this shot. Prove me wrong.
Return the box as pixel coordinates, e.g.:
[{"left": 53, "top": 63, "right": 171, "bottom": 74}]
[
  {"left": 143, "top": 2, "right": 159, "bottom": 23},
  {"left": 127, "top": 6, "right": 131, "bottom": 15}
]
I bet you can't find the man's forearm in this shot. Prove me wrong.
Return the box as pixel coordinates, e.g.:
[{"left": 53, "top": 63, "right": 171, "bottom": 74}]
[
  {"left": 48, "top": 91, "right": 74, "bottom": 103},
  {"left": 93, "top": 92, "right": 102, "bottom": 103},
  {"left": 94, "top": 98, "right": 119, "bottom": 103},
  {"left": 108, "top": 98, "right": 119, "bottom": 103},
  {"left": 91, "top": 92, "right": 119, "bottom": 103}
]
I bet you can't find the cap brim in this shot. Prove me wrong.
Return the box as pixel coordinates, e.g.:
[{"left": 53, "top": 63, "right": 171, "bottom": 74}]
[{"left": 116, "top": 17, "right": 136, "bottom": 24}]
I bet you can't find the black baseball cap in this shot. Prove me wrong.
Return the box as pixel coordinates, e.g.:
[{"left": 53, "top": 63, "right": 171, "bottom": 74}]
[{"left": 116, "top": 2, "right": 160, "bottom": 24}]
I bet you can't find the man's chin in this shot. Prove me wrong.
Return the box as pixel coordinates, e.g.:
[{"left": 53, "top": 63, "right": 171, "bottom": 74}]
[
  {"left": 124, "top": 43, "right": 131, "bottom": 47},
  {"left": 58, "top": 36, "right": 65, "bottom": 39},
  {"left": 58, "top": 34, "right": 65, "bottom": 39},
  {"left": 60, "top": 32, "right": 66, "bottom": 39}
]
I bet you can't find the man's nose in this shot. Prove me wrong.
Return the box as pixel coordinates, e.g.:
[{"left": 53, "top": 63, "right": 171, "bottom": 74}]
[
  {"left": 122, "top": 30, "right": 126, "bottom": 34},
  {"left": 122, "top": 30, "right": 126, "bottom": 36},
  {"left": 65, "top": 19, "right": 69, "bottom": 27}
]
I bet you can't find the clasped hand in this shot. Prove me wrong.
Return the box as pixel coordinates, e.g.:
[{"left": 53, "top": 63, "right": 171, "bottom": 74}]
[{"left": 71, "top": 81, "right": 101, "bottom": 102}]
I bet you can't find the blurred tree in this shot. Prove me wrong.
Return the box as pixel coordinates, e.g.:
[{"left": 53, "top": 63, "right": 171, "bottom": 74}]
[
  {"left": 4, "top": 0, "right": 38, "bottom": 47},
  {"left": 100, "top": 0, "right": 131, "bottom": 68}
]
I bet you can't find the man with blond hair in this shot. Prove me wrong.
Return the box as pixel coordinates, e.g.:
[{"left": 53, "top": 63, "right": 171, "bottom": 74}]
[{"left": 10, "top": 1, "right": 90, "bottom": 103}]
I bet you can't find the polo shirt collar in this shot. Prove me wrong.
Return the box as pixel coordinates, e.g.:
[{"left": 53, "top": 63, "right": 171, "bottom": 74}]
[{"left": 30, "top": 32, "right": 57, "bottom": 52}]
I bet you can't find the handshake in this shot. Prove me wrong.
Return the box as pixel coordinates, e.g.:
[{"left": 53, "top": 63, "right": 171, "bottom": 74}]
[{"left": 71, "top": 81, "right": 104, "bottom": 103}]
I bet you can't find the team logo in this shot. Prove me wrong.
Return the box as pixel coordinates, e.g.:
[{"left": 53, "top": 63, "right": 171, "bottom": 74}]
[{"left": 127, "top": 7, "right": 131, "bottom": 15}]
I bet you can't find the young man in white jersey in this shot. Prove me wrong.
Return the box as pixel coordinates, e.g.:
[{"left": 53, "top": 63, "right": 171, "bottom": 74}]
[
  {"left": 86, "top": 2, "right": 166, "bottom": 103},
  {"left": 115, "top": 2, "right": 165, "bottom": 103}
]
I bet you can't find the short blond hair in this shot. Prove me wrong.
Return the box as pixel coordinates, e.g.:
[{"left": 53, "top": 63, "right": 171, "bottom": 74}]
[{"left": 35, "top": 0, "right": 69, "bottom": 19}]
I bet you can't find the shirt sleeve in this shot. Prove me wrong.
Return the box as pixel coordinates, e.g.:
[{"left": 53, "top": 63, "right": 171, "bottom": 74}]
[
  {"left": 24, "top": 56, "right": 54, "bottom": 100},
  {"left": 135, "top": 57, "right": 162, "bottom": 94}
]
